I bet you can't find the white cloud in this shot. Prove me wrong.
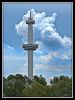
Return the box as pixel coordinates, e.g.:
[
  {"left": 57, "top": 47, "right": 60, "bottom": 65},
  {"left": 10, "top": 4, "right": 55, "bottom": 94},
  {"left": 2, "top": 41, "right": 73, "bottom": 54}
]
[
  {"left": 40, "top": 51, "right": 58, "bottom": 63},
  {"left": 34, "top": 63, "right": 45, "bottom": 73},
  {"left": 62, "top": 36, "right": 72, "bottom": 47},
  {"left": 34, "top": 41, "right": 43, "bottom": 54},
  {"left": 35, "top": 50, "right": 43, "bottom": 54},
  {"left": 4, "top": 44, "right": 15, "bottom": 50},
  {"left": 7, "top": 45, "right": 15, "bottom": 50},
  {"left": 58, "top": 50, "right": 72, "bottom": 60},
  {"left": 61, "top": 54, "right": 70, "bottom": 60},
  {"left": 15, "top": 8, "right": 72, "bottom": 48}
]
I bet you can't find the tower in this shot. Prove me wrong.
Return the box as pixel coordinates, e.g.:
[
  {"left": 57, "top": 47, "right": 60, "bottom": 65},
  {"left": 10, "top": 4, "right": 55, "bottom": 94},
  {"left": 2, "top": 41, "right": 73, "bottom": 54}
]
[{"left": 23, "top": 11, "right": 38, "bottom": 80}]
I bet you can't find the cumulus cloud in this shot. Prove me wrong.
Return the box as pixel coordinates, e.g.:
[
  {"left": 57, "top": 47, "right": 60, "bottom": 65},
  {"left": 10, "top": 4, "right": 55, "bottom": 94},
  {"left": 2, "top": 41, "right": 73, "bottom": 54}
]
[
  {"left": 58, "top": 49, "right": 72, "bottom": 60},
  {"left": 15, "top": 7, "right": 72, "bottom": 63},
  {"left": 15, "top": 8, "right": 71, "bottom": 48},
  {"left": 40, "top": 51, "right": 58, "bottom": 63}
]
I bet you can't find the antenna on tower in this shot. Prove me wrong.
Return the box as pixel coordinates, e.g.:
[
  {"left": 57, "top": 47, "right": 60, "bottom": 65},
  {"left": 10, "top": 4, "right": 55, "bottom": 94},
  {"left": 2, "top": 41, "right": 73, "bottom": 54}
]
[{"left": 30, "top": 11, "right": 31, "bottom": 18}]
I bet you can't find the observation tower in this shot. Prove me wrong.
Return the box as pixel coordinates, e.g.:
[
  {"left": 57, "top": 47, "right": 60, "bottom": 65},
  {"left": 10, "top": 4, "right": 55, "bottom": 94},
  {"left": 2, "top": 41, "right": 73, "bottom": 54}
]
[{"left": 23, "top": 11, "right": 38, "bottom": 80}]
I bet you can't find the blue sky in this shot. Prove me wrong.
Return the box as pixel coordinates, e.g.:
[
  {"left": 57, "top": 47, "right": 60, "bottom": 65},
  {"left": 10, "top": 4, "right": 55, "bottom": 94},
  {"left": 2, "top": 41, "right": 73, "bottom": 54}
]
[{"left": 3, "top": 2, "right": 73, "bottom": 84}]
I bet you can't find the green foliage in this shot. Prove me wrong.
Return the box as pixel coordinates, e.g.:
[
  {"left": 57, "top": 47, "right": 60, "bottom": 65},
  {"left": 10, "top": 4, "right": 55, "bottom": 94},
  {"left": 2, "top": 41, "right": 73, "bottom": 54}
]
[
  {"left": 50, "top": 78, "right": 72, "bottom": 97},
  {"left": 39, "top": 75, "right": 47, "bottom": 85},
  {"left": 33, "top": 75, "right": 47, "bottom": 85},
  {"left": 3, "top": 74, "right": 72, "bottom": 97},
  {"left": 50, "top": 76, "right": 58, "bottom": 85},
  {"left": 23, "top": 82, "right": 43, "bottom": 97}
]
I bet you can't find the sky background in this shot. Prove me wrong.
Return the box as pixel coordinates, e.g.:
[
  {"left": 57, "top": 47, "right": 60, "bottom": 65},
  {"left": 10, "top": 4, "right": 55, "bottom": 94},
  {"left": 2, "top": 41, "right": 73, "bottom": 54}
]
[{"left": 3, "top": 2, "right": 73, "bottom": 84}]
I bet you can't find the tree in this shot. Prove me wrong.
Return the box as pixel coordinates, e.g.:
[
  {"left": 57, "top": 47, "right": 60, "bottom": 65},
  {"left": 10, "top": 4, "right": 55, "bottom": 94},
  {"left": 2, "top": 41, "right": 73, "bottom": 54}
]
[
  {"left": 24, "top": 75, "right": 32, "bottom": 86},
  {"left": 59, "top": 75, "right": 69, "bottom": 81},
  {"left": 33, "top": 75, "right": 39, "bottom": 82},
  {"left": 3, "top": 74, "right": 72, "bottom": 97},
  {"left": 49, "top": 76, "right": 72, "bottom": 97},
  {"left": 39, "top": 75, "right": 47, "bottom": 85},
  {"left": 3, "top": 77, "right": 7, "bottom": 96},
  {"left": 23, "top": 82, "right": 46, "bottom": 97},
  {"left": 7, "top": 74, "right": 15, "bottom": 84},
  {"left": 50, "top": 76, "right": 58, "bottom": 85}
]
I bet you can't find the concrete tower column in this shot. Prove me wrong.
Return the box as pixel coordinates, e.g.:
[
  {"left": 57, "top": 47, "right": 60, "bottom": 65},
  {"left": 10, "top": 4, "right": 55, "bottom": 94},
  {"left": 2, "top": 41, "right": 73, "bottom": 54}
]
[
  {"left": 28, "top": 50, "right": 33, "bottom": 79},
  {"left": 28, "top": 24, "right": 33, "bottom": 44}
]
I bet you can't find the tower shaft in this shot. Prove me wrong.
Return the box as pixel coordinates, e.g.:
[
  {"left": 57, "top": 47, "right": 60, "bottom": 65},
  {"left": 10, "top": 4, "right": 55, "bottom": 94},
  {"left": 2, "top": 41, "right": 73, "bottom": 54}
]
[
  {"left": 28, "top": 50, "right": 33, "bottom": 79},
  {"left": 28, "top": 20, "right": 33, "bottom": 79},
  {"left": 28, "top": 24, "right": 33, "bottom": 44}
]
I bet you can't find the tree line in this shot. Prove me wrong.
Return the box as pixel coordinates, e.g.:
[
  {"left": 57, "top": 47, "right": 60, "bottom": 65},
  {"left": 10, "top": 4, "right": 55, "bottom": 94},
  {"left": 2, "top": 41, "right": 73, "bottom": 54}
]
[{"left": 3, "top": 74, "right": 72, "bottom": 97}]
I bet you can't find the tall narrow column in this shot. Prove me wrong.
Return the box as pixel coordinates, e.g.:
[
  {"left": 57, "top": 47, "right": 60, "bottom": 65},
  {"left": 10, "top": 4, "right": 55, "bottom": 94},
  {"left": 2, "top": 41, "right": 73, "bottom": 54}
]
[
  {"left": 28, "top": 50, "right": 33, "bottom": 79},
  {"left": 28, "top": 24, "right": 33, "bottom": 43},
  {"left": 23, "top": 11, "right": 38, "bottom": 80}
]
